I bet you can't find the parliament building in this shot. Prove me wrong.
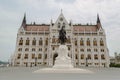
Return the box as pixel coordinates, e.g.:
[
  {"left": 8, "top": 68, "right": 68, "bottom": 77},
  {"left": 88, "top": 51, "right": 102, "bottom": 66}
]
[{"left": 11, "top": 12, "right": 110, "bottom": 67}]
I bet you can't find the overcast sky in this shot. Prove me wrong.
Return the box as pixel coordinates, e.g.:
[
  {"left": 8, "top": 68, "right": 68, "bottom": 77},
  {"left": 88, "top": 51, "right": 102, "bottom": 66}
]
[{"left": 0, "top": 0, "right": 120, "bottom": 61}]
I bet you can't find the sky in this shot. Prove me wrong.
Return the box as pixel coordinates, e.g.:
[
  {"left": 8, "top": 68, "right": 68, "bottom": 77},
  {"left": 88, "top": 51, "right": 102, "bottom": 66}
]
[{"left": 0, "top": 0, "right": 120, "bottom": 61}]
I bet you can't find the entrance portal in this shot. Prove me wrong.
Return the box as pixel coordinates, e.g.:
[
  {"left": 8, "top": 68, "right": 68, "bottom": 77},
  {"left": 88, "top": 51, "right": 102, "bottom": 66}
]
[{"left": 53, "top": 53, "right": 58, "bottom": 65}]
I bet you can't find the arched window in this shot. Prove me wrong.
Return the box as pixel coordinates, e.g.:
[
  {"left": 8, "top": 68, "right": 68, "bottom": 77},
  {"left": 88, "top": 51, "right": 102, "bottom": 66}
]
[
  {"left": 45, "top": 38, "right": 48, "bottom": 45},
  {"left": 100, "top": 39, "right": 104, "bottom": 46},
  {"left": 81, "top": 54, "right": 84, "bottom": 59},
  {"left": 68, "top": 47, "right": 70, "bottom": 51},
  {"left": 45, "top": 48, "right": 47, "bottom": 51},
  {"left": 26, "top": 38, "right": 29, "bottom": 45},
  {"left": 87, "top": 49, "right": 91, "bottom": 52},
  {"left": 38, "top": 54, "right": 42, "bottom": 59},
  {"left": 75, "top": 54, "right": 78, "bottom": 59},
  {"left": 32, "top": 38, "right": 36, "bottom": 45},
  {"left": 67, "top": 36, "right": 71, "bottom": 43},
  {"left": 44, "top": 54, "right": 47, "bottom": 59},
  {"left": 93, "top": 39, "right": 97, "bottom": 46},
  {"left": 58, "top": 22, "right": 60, "bottom": 28},
  {"left": 101, "top": 49, "right": 104, "bottom": 52},
  {"left": 87, "top": 38, "right": 90, "bottom": 46},
  {"left": 19, "top": 38, "right": 23, "bottom": 45},
  {"left": 75, "top": 48, "right": 77, "bottom": 52},
  {"left": 80, "top": 38, "right": 84, "bottom": 46},
  {"left": 39, "top": 38, "right": 43, "bottom": 45},
  {"left": 75, "top": 39, "right": 77, "bottom": 46},
  {"left": 52, "top": 47, "right": 55, "bottom": 50},
  {"left": 101, "top": 54, "right": 105, "bottom": 60},
  {"left": 32, "top": 54, "right": 35, "bottom": 59},
  {"left": 24, "top": 54, "right": 28, "bottom": 59},
  {"left": 63, "top": 23, "right": 65, "bottom": 28},
  {"left": 25, "top": 48, "right": 29, "bottom": 51},
  {"left": 94, "top": 49, "right": 98, "bottom": 52},
  {"left": 88, "top": 54, "right": 91, "bottom": 59},
  {"left": 39, "top": 48, "right": 42, "bottom": 51},
  {"left": 52, "top": 36, "right": 55, "bottom": 43},
  {"left": 94, "top": 54, "right": 98, "bottom": 60},
  {"left": 80, "top": 49, "right": 84, "bottom": 52},
  {"left": 18, "top": 48, "right": 22, "bottom": 51},
  {"left": 17, "top": 54, "right": 21, "bottom": 59},
  {"left": 32, "top": 48, "right": 35, "bottom": 51}
]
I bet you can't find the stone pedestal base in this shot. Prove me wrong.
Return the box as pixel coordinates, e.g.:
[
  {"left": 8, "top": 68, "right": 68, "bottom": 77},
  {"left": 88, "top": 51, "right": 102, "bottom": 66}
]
[{"left": 53, "top": 45, "right": 73, "bottom": 69}]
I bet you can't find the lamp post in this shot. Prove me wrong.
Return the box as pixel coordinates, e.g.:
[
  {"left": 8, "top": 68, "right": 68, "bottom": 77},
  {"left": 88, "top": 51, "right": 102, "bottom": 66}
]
[
  {"left": 35, "top": 57, "right": 37, "bottom": 66},
  {"left": 86, "top": 57, "right": 88, "bottom": 67}
]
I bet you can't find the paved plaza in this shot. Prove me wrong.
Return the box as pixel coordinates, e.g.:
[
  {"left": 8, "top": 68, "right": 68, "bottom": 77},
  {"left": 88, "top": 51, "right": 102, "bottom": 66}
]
[{"left": 0, "top": 67, "right": 120, "bottom": 80}]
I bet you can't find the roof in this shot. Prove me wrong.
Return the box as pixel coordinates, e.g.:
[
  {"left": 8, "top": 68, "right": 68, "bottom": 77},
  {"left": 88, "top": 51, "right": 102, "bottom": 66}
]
[
  {"left": 25, "top": 25, "right": 49, "bottom": 31},
  {"left": 24, "top": 24, "right": 98, "bottom": 32},
  {"left": 73, "top": 25, "right": 98, "bottom": 32}
]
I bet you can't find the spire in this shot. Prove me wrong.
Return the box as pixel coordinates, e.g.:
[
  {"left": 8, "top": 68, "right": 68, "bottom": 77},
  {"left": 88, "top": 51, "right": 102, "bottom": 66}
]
[
  {"left": 21, "top": 13, "right": 26, "bottom": 27},
  {"left": 97, "top": 14, "right": 100, "bottom": 23},
  {"left": 97, "top": 14, "right": 102, "bottom": 29}
]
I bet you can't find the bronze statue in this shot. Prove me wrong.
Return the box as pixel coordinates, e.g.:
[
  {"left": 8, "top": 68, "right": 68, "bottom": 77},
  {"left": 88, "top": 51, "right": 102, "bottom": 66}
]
[{"left": 59, "top": 26, "right": 67, "bottom": 44}]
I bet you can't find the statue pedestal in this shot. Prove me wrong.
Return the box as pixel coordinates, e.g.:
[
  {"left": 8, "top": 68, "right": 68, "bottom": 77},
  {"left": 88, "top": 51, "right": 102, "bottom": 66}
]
[
  {"left": 33, "top": 45, "right": 93, "bottom": 73},
  {"left": 53, "top": 45, "right": 73, "bottom": 69}
]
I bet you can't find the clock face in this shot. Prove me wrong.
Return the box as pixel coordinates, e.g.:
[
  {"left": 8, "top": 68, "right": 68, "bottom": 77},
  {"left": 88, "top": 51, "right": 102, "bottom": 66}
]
[{"left": 60, "top": 17, "right": 63, "bottom": 21}]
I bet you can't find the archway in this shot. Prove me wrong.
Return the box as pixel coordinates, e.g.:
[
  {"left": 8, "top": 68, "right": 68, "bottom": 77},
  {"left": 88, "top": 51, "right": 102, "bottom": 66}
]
[{"left": 53, "top": 53, "right": 58, "bottom": 65}]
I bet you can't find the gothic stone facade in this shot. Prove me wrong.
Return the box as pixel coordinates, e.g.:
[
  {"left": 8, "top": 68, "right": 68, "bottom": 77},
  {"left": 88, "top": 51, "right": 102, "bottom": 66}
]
[{"left": 11, "top": 12, "right": 110, "bottom": 67}]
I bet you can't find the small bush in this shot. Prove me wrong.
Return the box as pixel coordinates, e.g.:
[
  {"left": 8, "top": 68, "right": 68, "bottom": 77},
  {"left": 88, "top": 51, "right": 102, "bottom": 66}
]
[{"left": 110, "top": 63, "right": 120, "bottom": 68}]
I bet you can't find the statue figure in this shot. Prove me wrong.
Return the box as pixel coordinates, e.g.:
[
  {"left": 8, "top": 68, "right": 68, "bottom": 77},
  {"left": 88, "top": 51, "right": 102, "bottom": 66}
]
[{"left": 59, "top": 26, "right": 67, "bottom": 44}]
